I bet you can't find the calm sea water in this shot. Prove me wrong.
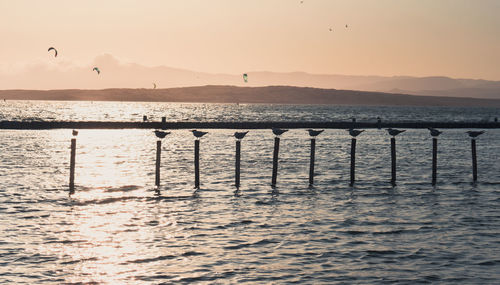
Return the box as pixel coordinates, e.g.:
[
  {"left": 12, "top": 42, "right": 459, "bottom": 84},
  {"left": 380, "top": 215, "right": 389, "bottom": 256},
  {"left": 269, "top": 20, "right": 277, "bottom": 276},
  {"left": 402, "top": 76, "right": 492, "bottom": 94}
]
[{"left": 1, "top": 101, "right": 499, "bottom": 284}]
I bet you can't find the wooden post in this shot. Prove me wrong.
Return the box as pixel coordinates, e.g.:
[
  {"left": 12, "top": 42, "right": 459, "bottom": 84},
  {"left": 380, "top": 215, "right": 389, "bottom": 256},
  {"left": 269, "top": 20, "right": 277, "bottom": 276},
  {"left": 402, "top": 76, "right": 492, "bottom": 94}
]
[
  {"left": 350, "top": 138, "right": 356, "bottom": 186},
  {"left": 432, "top": 138, "right": 437, "bottom": 186},
  {"left": 235, "top": 140, "right": 241, "bottom": 189},
  {"left": 271, "top": 137, "right": 280, "bottom": 187},
  {"left": 161, "top": 117, "right": 167, "bottom": 130},
  {"left": 194, "top": 139, "right": 200, "bottom": 189},
  {"left": 391, "top": 137, "right": 396, "bottom": 186},
  {"left": 155, "top": 140, "right": 161, "bottom": 187},
  {"left": 309, "top": 138, "right": 316, "bottom": 186},
  {"left": 471, "top": 139, "right": 477, "bottom": 182},
  {"left": 69, "top": 138, "right": 76, "bottom": 194}
]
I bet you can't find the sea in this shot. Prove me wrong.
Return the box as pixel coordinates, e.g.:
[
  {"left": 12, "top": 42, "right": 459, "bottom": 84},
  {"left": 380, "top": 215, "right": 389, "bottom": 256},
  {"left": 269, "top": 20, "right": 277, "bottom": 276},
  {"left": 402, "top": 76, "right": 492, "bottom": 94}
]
[{"left": 1, "top": 100, "right": 499, "bottom": 284}]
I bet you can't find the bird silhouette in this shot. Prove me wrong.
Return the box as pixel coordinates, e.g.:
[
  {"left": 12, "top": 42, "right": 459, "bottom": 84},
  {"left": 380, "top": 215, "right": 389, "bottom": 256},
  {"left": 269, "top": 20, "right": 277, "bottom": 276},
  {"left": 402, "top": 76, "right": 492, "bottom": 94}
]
[
  {"left": 348, "top": 129, "right": 364, "bottom": 137},
  {"left": 234, "top": 131, "right": 249, "bottom": 140},
  {"left": 466, "top": 130, "right": 485, "bottom": 138},
  {"left": 427, "top": 127, "right": 442, "bottom": 137},
  {"left": 154, "top": 130, "right": 170, "bottom": 139},
  {"left": 72, "top": 130, "right": 78, "bottom": 137},
  {"left": 192, "top": 130, "right": 208, "bottom": 138},
  {"left": 307, "top": 129, "right": 324, "bottom": 137},
  {"left": 387, "top": 128, "right": 406, "bottom": 137},
  {"left": 272, "top": 128, "right": 288, "bottom": 136}
]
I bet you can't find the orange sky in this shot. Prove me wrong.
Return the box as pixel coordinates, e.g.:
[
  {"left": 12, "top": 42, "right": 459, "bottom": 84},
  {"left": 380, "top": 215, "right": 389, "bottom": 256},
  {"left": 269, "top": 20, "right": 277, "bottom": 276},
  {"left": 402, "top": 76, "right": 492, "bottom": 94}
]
[{"left": 1, "top": 0, "right": 499, "bottom": 81}]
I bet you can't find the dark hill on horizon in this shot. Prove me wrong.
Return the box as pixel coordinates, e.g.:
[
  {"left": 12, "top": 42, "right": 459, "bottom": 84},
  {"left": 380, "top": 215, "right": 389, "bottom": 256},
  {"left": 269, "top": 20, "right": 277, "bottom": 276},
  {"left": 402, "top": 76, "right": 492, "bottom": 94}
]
[{"left": 2, "top": 85, "right": 500, "bottom": 107}]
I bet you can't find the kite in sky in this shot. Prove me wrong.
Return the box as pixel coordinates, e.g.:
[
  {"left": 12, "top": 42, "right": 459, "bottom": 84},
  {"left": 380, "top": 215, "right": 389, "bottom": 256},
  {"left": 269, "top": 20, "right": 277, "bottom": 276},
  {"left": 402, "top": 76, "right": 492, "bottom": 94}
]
[{"left": 48, "top": 47, "right": 58, "bottom": 57}]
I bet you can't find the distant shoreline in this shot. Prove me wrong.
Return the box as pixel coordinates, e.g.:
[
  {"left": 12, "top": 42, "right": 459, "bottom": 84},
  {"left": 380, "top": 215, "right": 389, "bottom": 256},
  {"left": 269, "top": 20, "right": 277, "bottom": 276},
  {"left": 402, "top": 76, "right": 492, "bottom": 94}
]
[{"left": 2, "top": 85, "right": 500, "bottom": 107}]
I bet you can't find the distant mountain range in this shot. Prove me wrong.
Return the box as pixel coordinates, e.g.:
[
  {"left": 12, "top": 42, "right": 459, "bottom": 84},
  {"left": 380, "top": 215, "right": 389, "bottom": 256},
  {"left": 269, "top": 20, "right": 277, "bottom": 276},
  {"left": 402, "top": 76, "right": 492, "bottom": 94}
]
[
  {"left": 1, "top": 54, "right": 499, "bottom": 99},
  {"left": 2, "top": 85, "right": 500, "bottom": 107}
]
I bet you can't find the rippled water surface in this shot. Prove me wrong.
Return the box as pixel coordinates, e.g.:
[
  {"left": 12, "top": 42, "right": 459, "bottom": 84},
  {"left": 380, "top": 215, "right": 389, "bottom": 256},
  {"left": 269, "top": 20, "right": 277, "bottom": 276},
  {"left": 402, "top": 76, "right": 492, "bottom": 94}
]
[{"left": 1, "top": 101, "right": 499, "bottom": 284}]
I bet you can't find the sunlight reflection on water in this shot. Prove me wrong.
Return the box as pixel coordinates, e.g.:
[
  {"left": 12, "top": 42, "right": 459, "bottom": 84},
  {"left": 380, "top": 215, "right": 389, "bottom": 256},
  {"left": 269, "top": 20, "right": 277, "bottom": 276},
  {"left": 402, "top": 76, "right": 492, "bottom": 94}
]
[{"left": 0, "top": 103, "right": 499, "bottom": 284}]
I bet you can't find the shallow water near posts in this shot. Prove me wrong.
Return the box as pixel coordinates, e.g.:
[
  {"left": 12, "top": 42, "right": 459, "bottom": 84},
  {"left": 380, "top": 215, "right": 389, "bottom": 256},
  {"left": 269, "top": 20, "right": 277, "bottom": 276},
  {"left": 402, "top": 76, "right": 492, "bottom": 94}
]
[{"left": 0, "top": 101, "right": 499, "bottom": 284}]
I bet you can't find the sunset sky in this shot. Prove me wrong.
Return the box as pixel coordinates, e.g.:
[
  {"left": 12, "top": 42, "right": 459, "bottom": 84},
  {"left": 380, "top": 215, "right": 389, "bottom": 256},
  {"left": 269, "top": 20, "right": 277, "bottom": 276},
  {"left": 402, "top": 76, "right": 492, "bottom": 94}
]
[{"left": 1, "top": 0, "right": 499, "bottom": 84}]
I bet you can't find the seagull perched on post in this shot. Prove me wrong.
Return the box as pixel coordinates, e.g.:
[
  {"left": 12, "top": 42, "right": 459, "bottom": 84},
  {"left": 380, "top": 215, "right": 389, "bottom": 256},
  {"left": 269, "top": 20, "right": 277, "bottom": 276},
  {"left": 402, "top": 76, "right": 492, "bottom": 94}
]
[
  {"left": 427, "top": 127, "right": 442, "bottom": 137},
  {"left": 466, "top": 130, "right": 485, "bottom": 138},
  {"left": 387, "top": 128, "right": 406, "bottom": 137},
  {"left": 72, "top": 129, "right": 78, "bottom": 137},
  {"left": 154, "top": 130, "right": 170, "bottom": 139},
  {"left": 191, "top": 130, "right": 208, "bottom": 138},
  {"left": 307, "top": 129, "right": 324, "bottom": 137},
  {"left": 272, "top": 128, "right": 288, "bottom": 137},
  {"left": 348, "top": 129, "right": 364, "bottom": 137},
  {"left": 234, "top": 131, "right": 249, "bottom": 140}
]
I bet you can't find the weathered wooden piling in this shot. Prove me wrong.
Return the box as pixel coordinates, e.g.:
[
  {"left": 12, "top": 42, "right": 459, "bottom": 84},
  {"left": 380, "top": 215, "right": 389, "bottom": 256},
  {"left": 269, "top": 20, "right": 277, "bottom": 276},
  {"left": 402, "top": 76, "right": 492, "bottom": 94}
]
[
  {"left": 235, "top": 140, "right": 241, "bottom": 188},
  {"left": 155, "top": 140, "right": 161, "bottom": 187},
  {"left": 194, "top": 139, "right": 200, "bottom": 189},
  {"left": 69, "top": 138, "right": 76, "bottom": 194},
  {"left": 432, "top": 138, "right": 437, "bottom": 186},
  {"left": 271, "top": 137, "right": 280, "bottom": 187},
  {"left": 391, "top": 137, "right": 396, "bottom": 186},
  {"left": 309, "top": 138, "right": 316, "bottom": 186},
  {"left": 350, "top": 138, "right": 356, "bottom": 186},
  {"left": 377, "top": 117, "right": 382, "bottom": 129},
  {"left": 471, "top": 139, "right": 477, "bottom": 182}
]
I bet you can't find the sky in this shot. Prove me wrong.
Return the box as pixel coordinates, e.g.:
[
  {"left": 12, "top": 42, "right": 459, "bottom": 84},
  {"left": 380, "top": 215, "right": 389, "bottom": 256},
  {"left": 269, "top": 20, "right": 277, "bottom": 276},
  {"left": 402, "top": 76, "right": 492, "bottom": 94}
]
[{"left": 1, "top": 0, "right": 499, "bottom": 87}]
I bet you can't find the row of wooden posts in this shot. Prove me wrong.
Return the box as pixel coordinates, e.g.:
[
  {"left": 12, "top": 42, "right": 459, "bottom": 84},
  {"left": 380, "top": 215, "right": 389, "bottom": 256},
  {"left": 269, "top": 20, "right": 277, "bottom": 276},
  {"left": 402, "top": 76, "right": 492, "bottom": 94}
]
[{"left": 68, "top": 130, "right": 482, "bottom": 194}]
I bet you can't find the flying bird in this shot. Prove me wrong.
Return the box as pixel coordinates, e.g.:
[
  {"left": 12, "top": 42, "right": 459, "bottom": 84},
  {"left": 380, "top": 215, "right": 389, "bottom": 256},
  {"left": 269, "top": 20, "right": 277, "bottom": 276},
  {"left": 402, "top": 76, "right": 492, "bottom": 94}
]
[
  {"left": 307, "top": 129, "right": 324, "bottom": 137},
  {"left": 272, "top": 128, "right": 288, "bottom": 136},
  {"left": 154, "top": 130, "right": 170, "bottom": 139},
  {"left": 466, "top": 131, "right": 485, "bottom": 138},
  {"left": 348, "top": 129, "right": 364, "bottom": 137},
  {"left": 48, "top": 47, "right": 58, "bottom": 57},
  {"left": 72, "top": 129, "right": 78, "bottom": 137},
  {"left": 234, "top": 131, "right": 249, "bottom": 140},
  {"left": 427, "top": 127, "right": 442, "bottom": 137},
  {"left": 192, "top": 130, "right": 208, "bottom": 138},
  {"left": 387, "top": 128, "right": 406, "bottom": 137}
]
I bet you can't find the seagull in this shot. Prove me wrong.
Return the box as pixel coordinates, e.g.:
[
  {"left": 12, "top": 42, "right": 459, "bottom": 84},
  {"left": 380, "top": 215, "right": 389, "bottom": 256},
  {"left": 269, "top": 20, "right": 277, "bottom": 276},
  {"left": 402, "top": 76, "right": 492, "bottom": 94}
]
[
  {"left": 348, "top": 129, "right": 364, "bottom": 137},
  {"left": 307, "top": 129, "right": 324, "bottom": 137},
  {"left": 387, "top": 128, "right": 406, "bottom": 137},
  {"left": 72, "top": 130, "right": 78, "bottom": 137},
  {"left": 272, "top": 128, "right": 288, "bottom": 136},
  {"left": 191, "top": 130, "right": 208, "bottom": 138},
  {"left": 234, "top": 131, "right": 249, "bottom": 140},
  {"left": 427, "top": 127, "right": 442, "bottom": 137},
  {"left": 466, "top": 130, "right": 485, "bottom": 138},
  {"left": 154, "top": 130, "right": 170, "bottom": 139}
]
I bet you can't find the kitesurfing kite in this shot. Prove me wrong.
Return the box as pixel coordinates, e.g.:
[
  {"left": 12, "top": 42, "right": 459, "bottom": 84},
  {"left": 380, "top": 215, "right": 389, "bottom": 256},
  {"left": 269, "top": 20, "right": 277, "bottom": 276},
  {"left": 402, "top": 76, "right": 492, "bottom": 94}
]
[
  {"left": 153, "top": 83, "right": 157, "bottom": 89},
  {"left": 93, "top": 67, "right": 100, "bottom": 75},
  {"left": 48, "top": 47, "right": 58, "bottom": 57},
  {"left": 243, "top": 73, "right": 248, "bottom": 83}
]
